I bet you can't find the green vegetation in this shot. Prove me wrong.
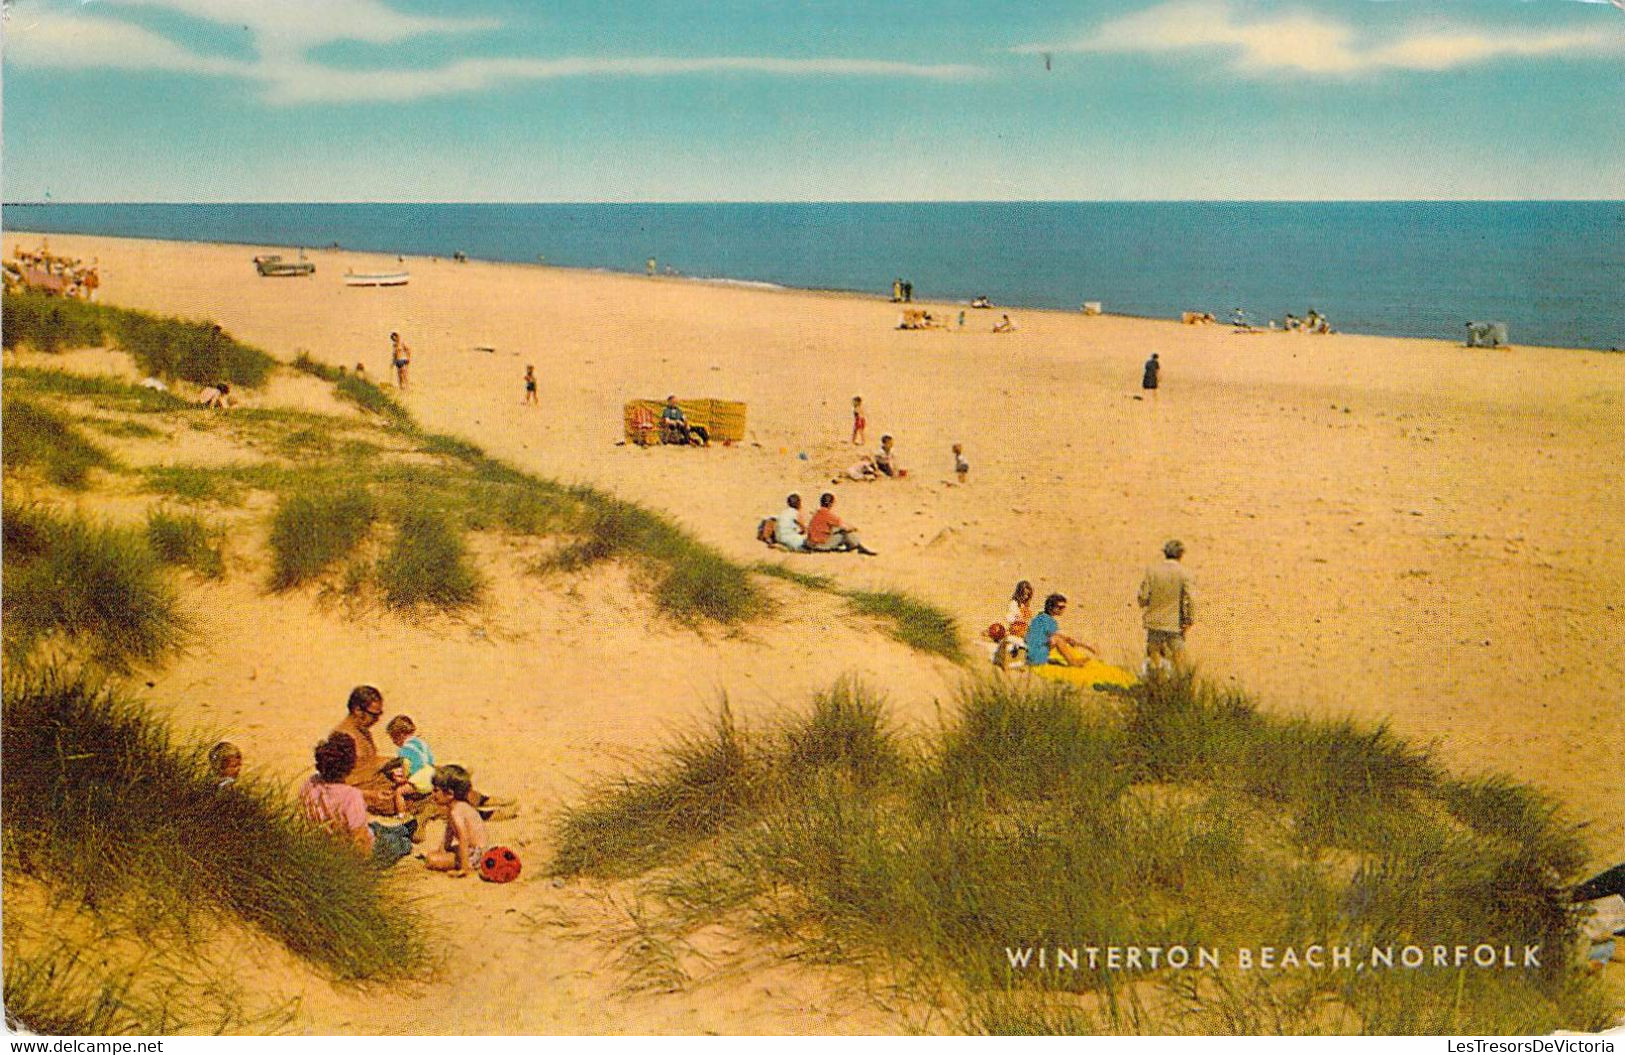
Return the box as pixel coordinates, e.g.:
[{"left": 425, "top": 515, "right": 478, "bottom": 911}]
[
  {"left": 1, "top": 398, "right": 115, "bottom": 489},
  {"left": 2, "top": 291, "right": 106, "bottom": 353},
  {"left": 377, "top": 507, "right": 482, "bottom": 610},
  {"left": 267, "top": 489, "right": 378, "bottom": 590},
  {"left": 3, "top": 290, "right": 273, "bottom": 387},
  {"left": 145, "top": 508, "right": 225, "bottom": 579},
  {"left": 1, "top": 365, "right": 185, "bottom": 413},
  {"left": 141, "top": 465, "right": 247, "bottom": 506},
  {"left": 846, "top": 588, "right": 964, "bottom": 661},
  {"left": 553, "top": 674, "right": 1612, "bottom": 1035},
  {"left": 751, "top": 561, "right": 836, "bottom": 591},
  {"left": 2, "top": 502, "right": 186, "bottom": 672},
  {"left": 2, "top": 669, "right": 424, "bottom": 983},
  {"left": 290, "top": 351, "right": 412, "bottom": 426}
]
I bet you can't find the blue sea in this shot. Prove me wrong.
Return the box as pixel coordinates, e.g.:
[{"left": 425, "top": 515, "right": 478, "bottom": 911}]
[{"left": 6, "top": 202, "right": 1622, "bottom": 350}]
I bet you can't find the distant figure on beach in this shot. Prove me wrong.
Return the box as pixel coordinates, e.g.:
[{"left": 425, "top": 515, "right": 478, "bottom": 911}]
[
  {"left": 901, "top": 280, "right": 913, "bottom": 303},
  {"left": 807, "top": 492, "right": 878, "bottom": 555},
  {"left": 1142, "top": 353, "right": 1160, "bottom": 398},
  {"left": 196, "top": 383, "right": 232, "bottom": 409},
  {"left": 844, "top": 455, "right": 879, "bottom": 482},
  {"left": 647, "top": 257, "right": 657, "bottom": 277},
  {"left": 957, "top": 310, "right": 966, "bottom": 329},
  {"left": 992, "top": 314, "right": 1016, "bottom": 333},
  {"left": 661, "top": 395, "right": 708, "bottom": 446},
  {"left": 209, "top": 741, "right": 242, "bottom": 788},
  {"left": 354, "top": 362, "right": 367, "bottom": 378},
  {"left": 891, "top": 278, "right": 903, "bottom": 303},
  {"left": 389, "top": 332, "right": 411, "bottom": 390},
  {"left": 523, "top": 365, "right": 538, "bottom": 405},
  {"left": 1138, "top": 540, "right": 1195, "bottom": 672},
  {"left": 875, "top": 435, "right": 900, "bottom": 478},
  {"left": 852, "top": 396, "right": 867, "bottom": 445},
  {"left": 1025, "top": 594, "right": 1096, "bottom": 667},
  {"left": 953, "top": 443, "right": 969, "bottom": 483},
  {"left": 1231, "top": 308, "right": 1251, "bottom": 331}
]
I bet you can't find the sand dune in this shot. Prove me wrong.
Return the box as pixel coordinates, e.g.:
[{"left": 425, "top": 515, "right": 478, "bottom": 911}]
[{"left": 7, "top": 231, "right": 1623, "bottom": 1033}]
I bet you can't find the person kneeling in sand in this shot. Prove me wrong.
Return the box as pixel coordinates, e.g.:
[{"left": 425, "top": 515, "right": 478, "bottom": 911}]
[
  {"left": 844, "top": 455, "right": 879, "bottom": 482},
  {"left": 992, "top": 314, "right": 1016, "bottom": 333},
  {"left": 1024, "top": 593, "right": 1098, "bottom": 667},
  {"left": 807, "top": 492, "right": 877, "bottom": 555},
  {"left": 196, "top": 383, "right": 232, "bottom": 409},
  {"left": 424, "top": 764, "right": 487, "bottom": 878}
]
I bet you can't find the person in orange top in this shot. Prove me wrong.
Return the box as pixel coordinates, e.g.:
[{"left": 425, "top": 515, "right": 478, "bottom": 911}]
[{"left": 806, "top": 492, "right": 878, "bottom": 556}]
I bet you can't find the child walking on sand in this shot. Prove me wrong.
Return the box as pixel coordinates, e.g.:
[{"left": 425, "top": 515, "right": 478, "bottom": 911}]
[
  {"left": 523, "top": 365, "right": 538, "bottom": 405},
  {"left": 953, "top": 443, "right": 969, "bottom": 483},
  {"left": 425, "top": 764, "right": 487, "bottom": 877},
  {"left": 851, "top": 396, "right": 867, "bottom": 445}
]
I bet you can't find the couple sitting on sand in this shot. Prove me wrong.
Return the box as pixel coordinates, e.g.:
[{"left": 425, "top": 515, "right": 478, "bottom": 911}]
[
  {"left": 987, "top": 580, "right": 1099, "bottom": 669},
  {"left": 299, "top": 686, "right": 511, "bottom": 874},
  {"left": 760, "top": 492, "right": 877, "bottom": 556}
]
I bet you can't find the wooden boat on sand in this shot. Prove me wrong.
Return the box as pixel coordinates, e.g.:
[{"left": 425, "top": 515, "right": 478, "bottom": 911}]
[
  {"left": 253, "top": 254, "right": 315, "bottom": 277},
  {"left": 343, "top": 270, "right": 409, "bottom": 287}
]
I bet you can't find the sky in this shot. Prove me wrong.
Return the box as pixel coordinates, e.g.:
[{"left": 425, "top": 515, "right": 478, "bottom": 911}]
[{"left": 3, "top": 0, "right": 1624, "bottom": 201}]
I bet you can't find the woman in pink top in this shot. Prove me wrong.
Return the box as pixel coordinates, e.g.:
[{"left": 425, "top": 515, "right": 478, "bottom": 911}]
[{"left": 300, "top": 733, "right": 414, "bottom": 866}]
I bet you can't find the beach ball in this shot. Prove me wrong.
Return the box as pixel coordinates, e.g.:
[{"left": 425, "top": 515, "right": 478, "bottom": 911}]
[
  {"left": 987, "top": 622, "right": 1007, "bottom": 642},
  {"left": 778, "top": 447, "right": 787, "bottom": 455},
  {"left": 478, "top": 846, "right": 522, "bottom": 884}
]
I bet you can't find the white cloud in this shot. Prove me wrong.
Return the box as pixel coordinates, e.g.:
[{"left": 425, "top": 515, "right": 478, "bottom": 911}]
[
  {"left": 1018, "top": 0, "right": 1622, "bottom": 76},
  {"left": 4, "top": 0, "right": 984, "bottom": 103}
]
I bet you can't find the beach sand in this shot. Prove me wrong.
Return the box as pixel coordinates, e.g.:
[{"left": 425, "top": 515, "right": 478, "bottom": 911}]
[{"left": 7, "top": 231, "right": 1624, "bottom": 1034}]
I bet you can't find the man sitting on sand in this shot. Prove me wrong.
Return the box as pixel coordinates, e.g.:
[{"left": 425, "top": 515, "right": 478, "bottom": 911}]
[
  {"left": 992, "top": 314, "right": 1016, "bottom": 333},
  {"left": 807, "top": 492, "right": 878, "bottom": 555},
  {"left": 330, "top": 685, "right": 399, "bottom": 814},
  {"left": 661, "top": 395, "right": 709, "bottom": 446},
  {"left": 1138, "top": 540, "right": 1195, "bottom": 671}
]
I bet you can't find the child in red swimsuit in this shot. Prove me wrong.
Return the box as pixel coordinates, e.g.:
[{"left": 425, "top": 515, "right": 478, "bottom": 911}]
[{"left": 851, "top": 395, "right": 867, "bottom": 445}]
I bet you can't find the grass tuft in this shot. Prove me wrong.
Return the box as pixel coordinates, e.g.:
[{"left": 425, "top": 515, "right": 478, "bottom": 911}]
[
  {"left": 267, "top": 489, "right": 377, "bottom": 590},
  {"left": 2, "top": 669, "right": 424, "bottom": 982},
  {"left": 2, "top": 290, "right": 106, "bottom": 353},
  {"left": 2, "top": 502, "right": 186, "bottom": 671},
  {"left": 1, "top": 397, "right": 116, "bottom": 489},
  {"left": 377, "top": 507, "right": 482, "bottom": 610},
  {"left": 145, "top": 507, "right": 226, "bottom": 579},
  {"left": 552, "top": 674, "right": 1611, "bottom": 1035},
  {"left": 846, "top": 588, "right": 964, "bottom": 661}
]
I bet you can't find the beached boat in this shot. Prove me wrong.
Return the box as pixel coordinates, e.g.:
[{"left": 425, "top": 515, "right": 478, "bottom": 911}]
[
  {"left": 343, "top": 270, "right": 409, "bottom": 287},
  {"left": 253, "top": 254, "right": 315, "bottom": 277}
]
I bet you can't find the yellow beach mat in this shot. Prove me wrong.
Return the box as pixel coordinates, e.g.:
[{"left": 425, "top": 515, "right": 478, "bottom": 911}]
[{"left": 1030, "top": 659, "right": 1138, "bottom": 693}]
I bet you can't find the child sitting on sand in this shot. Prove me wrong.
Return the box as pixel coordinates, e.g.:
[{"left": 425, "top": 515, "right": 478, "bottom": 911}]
[
  {"left": 953, "top": 443, "right": 969, "bottom": 484},
  {"left": 380, "top": 757, "right": 417, "bottom": 818},
  {"left": 875, "top": 435, "right": 900, "bottom": 478},
  {"left": 386, "top": 715, "right": 436, "bottom": 794},
  {"left": 209, "top": 741, "right": 242, "bottom": 787},
  {"left": 424, "top": 764, "right": 487, "bottom": 877}
]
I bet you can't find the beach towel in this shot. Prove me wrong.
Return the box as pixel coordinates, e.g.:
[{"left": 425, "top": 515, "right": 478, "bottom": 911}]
[{"left": 1030, "top": 659, "right": 1139, "bottom": 693}]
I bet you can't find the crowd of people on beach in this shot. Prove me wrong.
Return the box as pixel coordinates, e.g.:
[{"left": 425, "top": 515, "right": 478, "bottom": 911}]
[{"left": 4, "top": 242, "right": 100, "bottom": 300}]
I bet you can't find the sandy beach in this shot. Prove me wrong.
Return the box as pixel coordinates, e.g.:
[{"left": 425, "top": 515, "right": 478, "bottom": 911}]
[{"left": 6, "top": 230, "right": 1624, "bottom": 1034}]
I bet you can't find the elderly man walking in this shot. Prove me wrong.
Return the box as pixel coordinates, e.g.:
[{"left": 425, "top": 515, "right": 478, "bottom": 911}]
[{"left": 1137, "top": 540, "right": 1195, "bottom": 671}]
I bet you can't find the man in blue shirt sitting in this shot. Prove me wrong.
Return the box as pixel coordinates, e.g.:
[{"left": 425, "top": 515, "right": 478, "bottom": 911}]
[{"left": 1025, "top": 593, "right": 1093, "bottom": 666}]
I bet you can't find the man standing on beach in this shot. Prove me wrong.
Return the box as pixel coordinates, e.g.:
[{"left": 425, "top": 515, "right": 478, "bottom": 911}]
[
  {"left": 1138, "top": 540, "right": 1195, "bottom": 671},
  {"left": 1142, "top": 353, "right": 1160, "bottom": 399}
]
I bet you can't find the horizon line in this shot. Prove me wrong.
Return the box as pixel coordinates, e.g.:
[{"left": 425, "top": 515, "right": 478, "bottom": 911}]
[{"left": 8, "top": 198, "right": 1624, "bottom": 207}]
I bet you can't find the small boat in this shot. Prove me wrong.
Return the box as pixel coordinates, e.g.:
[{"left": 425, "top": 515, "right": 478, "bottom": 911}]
[
  {"left": 343, "top": 270, "right": 409, "bottom": 287},
  {"left": 254, "top": 253, "right": 315, "bottom": 277}
]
